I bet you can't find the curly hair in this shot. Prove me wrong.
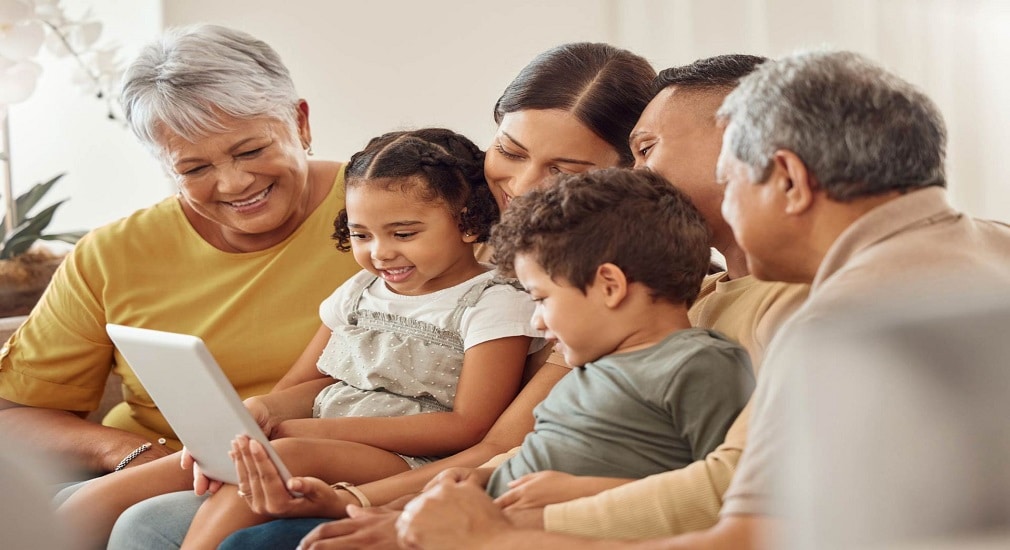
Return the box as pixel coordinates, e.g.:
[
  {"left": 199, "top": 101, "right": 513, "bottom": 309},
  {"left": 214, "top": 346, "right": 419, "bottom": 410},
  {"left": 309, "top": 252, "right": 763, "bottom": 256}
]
[
  {"left": 491, "top": 168, "right": 711, "bottom": 306},
  {"left": 333, "top": 128, "right": 498, "bottom": 251}
]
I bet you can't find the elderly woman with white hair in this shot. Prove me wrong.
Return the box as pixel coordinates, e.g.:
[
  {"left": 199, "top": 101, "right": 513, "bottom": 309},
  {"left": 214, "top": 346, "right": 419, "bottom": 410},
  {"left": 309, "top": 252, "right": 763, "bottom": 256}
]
[{"left": 0, "top": 24, "right": 359, "bottom": 473}]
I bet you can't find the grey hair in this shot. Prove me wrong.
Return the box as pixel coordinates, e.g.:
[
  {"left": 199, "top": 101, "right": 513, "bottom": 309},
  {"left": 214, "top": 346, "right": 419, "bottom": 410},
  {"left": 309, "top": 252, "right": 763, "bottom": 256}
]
[
  {"left": 120, "top": 24, "right": 300, "bottom": 157},
  {"left": 717, "top": 50, "right": 947, "bottom": 201}
]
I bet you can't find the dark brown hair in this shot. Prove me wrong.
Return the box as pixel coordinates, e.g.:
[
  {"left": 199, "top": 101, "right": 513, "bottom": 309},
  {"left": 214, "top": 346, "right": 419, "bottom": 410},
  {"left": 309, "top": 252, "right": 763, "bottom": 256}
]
[
  {"left": 494, "top": 43, "right": 656, "bottom": 166},
  {"left": 491, "top": 168, "right": 711, "bottom": 306},
  {"left": 652, "top": 54, "right": 768, "bottom": 96},
  {"left": 332, "top": 128, "right": 498, "bottom": 251}
]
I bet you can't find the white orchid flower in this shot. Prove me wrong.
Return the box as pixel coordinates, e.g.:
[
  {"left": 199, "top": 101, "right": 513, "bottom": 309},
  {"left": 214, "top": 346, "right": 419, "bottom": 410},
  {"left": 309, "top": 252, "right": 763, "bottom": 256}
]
[
  {"left": 0, "top": 0, "right": 45, "bottom": 62},
  {"left": 0, "top": 54, "right": 42, "bottom": 103}
]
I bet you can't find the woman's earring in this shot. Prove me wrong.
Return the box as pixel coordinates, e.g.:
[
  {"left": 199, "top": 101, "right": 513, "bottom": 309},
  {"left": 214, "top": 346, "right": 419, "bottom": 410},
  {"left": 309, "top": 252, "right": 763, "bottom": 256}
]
[{"left": 305, "top": 144, "right": 314, "bottom": 156}]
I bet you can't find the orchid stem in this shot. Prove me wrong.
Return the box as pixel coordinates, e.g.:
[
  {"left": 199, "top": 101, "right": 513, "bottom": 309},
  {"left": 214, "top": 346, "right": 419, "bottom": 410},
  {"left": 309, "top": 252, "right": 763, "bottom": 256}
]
[
  {"left": 40, "top": 20, "right": 103, "bottom": 90},
  {"left": 2, "top": 112, "right": 15, "bottom": 236}
]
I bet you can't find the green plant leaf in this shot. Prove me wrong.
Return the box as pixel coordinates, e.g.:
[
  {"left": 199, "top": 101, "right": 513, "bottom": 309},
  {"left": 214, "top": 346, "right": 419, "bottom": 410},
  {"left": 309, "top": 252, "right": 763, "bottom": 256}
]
[
  {"left": 40, "top": 231, "right": 88, "bottom": 244},
  {"left": 1, "top": 173, "right": 68, "bottom": 242},
  {"left": 14, "top": 174, "right": 67, "bottom": 223},
  {"left": 0, "top": 200, "right": 69, "bottom": 260}
]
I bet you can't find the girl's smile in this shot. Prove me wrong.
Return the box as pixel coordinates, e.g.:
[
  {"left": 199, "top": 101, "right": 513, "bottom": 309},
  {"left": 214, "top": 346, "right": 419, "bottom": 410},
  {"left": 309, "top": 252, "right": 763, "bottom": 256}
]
[{"left": 345, "top": 180, "right": 484, "bottom": 296}]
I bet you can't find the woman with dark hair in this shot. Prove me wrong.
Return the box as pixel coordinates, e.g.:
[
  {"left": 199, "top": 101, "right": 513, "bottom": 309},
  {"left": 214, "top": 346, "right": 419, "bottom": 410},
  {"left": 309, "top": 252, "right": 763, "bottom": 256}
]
[
  {"left": 494, "top": 43, "right": 656, "bottom": 165},
  {"left": 105, "top": 40, "right": 656, "bottom": 550}
]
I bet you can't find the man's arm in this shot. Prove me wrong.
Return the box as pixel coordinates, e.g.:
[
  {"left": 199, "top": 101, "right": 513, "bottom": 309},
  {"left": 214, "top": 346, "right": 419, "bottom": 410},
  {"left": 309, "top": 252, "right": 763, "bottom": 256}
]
[{"left": 395, "top": 478, "right": 770, "bottom": 550}]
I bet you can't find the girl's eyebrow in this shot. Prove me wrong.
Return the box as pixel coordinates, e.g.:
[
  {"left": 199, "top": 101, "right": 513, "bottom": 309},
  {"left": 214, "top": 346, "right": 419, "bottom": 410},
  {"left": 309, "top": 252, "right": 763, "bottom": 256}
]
[
  {"left": 385, "top": 221, "right": 423, "bottom": 228},
  {"left": 501, "top": 131, "right": 596, "bottom": 166},
  {"left": 346, "top": 221, "right": 423, "bottom": 229}
]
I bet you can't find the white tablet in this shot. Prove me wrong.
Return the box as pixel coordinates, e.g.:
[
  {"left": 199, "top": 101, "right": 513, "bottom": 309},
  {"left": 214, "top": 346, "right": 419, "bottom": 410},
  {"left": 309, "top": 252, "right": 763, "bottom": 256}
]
[{"left": 106, "top": 323, "right": 294, "bottom": 485}]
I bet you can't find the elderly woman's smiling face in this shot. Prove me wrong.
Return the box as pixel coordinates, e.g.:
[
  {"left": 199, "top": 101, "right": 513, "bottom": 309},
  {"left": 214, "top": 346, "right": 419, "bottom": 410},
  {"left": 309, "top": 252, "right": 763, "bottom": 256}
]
[{"left": 159, "top": 106, "right": 313, "bottom": 252}]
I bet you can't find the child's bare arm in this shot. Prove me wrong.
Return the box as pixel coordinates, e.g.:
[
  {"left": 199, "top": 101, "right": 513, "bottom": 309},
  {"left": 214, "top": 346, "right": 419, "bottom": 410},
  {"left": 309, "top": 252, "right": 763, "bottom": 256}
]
[
  {"left": 273, "top": 335, "right": 531, "bottom": 457},
  {"left": 270, "top": 323, "right": 333, "bottom": 391},
  {"left": 247, "top": 376, "right": 334, "bottom": 435},
  {"left": 233, "top": 361, "right": 570, "bottom": 519},
  {"left": 351, "top": 357, "right": 565, "bottom": 501}
]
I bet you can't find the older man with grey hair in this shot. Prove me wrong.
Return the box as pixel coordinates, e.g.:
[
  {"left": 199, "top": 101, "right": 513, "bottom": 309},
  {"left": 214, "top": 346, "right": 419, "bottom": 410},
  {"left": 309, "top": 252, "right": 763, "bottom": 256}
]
[{"left": 393, "top": 49, "right": 1010, "bottom": 550}]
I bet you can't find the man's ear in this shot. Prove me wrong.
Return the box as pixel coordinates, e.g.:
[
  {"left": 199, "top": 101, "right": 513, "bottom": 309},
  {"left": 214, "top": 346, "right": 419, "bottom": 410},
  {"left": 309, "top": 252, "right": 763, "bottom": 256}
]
[
  {"left": 594, "top": 263, "right": 629, "bottom": 308},
  {"left": 771, "top": 150, "right": 815, "bottom": 215},
  {"left": 296, "top": 99, "right": 312, "bottom": 149}
]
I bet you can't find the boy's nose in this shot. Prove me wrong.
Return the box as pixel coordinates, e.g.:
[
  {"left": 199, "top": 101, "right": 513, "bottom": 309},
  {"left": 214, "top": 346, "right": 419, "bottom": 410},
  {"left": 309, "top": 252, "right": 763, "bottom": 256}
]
[{"left": 530, "top": 309, "right": 547, "bottom": 331}]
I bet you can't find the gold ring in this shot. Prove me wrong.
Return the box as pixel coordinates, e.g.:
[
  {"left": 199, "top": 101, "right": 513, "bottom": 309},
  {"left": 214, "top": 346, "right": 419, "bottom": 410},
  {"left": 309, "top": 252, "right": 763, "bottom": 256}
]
[{"left": 237, "top": 489, "right": 250, "bottom": 498}]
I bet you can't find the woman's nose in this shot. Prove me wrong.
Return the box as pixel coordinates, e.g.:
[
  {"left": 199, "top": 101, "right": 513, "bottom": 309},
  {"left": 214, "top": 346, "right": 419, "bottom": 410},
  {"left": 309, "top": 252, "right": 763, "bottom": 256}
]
[
  {"left": 511, "top": 166, "right": 547, "bottom": 198},
  {"left": 217, "top": 163, "right": 255, "bottom": 194}
]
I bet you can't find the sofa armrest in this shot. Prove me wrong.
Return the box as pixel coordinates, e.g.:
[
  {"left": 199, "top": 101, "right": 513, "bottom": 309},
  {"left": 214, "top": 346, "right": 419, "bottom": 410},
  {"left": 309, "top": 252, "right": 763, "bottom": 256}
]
[{"left": 0, "top": 315, "right": 27, "bottom": 343}]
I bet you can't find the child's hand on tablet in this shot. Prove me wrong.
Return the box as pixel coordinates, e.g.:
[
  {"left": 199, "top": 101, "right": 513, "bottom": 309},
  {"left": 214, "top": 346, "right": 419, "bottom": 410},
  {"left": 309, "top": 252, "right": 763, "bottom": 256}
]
[
  {"left": 242, "top": 397, "right": 278, "bottom": 437},
  {"left": 181, "top": 446, "right": 224, "bottom": 495}
]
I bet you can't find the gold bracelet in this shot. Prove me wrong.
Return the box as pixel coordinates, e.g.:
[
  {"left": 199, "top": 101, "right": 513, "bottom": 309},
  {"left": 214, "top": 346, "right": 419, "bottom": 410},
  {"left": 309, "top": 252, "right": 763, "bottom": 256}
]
[{"left": 330, "top": 481, "right": 371, "bottom": 508}]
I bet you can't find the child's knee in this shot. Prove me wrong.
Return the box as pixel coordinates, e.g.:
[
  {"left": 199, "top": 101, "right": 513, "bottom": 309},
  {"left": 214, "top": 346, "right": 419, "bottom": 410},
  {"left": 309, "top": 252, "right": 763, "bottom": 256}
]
[{"left": 269, "top": 438, "right": 316, "bottom": 471}]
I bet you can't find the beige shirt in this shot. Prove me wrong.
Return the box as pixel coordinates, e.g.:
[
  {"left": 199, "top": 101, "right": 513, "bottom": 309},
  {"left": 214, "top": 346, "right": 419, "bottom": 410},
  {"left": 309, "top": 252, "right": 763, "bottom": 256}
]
[{"left": 722, "top": 187, "right": 1010, "bottom": 516}]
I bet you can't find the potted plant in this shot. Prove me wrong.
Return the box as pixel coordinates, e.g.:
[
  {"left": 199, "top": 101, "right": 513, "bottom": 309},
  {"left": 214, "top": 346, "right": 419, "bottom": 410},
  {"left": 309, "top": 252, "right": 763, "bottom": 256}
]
[
  {"left": 1, "top": 0, "right": 123, "bottom": 317},
  {"left": 0, "top": 173, "right": 85, "bottom": 316}
]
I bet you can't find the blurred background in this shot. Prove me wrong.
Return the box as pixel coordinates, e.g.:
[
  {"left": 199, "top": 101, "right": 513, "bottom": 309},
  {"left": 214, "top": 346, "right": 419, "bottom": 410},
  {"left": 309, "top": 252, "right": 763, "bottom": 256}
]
[{"left": 6, "top": 0, "right": 1010, "bottom": 235}]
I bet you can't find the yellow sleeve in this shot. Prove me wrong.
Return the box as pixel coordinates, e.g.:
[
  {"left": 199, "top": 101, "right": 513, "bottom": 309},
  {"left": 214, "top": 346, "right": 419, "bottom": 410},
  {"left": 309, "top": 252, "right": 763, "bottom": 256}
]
[{"left": 0, "top": 235, "right": 113, "bottom": 412}]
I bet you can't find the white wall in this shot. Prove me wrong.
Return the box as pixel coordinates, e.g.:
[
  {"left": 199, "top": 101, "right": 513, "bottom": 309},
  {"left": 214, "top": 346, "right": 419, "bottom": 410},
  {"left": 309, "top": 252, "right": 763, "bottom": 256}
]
[
  {"left": 7, "top": 0, "right": 164, "bottom": 235},
  {"left": 160, "top": 0, "right": 619, "bottom": 168},
  {"left": 7, "top": 0, "right": 1010, "bottom": 235}
]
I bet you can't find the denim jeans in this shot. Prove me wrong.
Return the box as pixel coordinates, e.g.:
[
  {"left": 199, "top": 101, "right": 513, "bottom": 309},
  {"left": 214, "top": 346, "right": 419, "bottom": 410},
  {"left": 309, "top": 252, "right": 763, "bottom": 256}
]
[
  {"left": 106, "top": 490, "right": 206, "bottom": 550},
  {"left": 219, "top": 518, "right": 332, "bottom": 550}
]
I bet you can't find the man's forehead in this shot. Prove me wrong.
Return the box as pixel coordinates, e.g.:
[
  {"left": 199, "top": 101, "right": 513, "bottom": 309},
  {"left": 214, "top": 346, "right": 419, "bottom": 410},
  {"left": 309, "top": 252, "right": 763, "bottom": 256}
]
[{"left": 639, "top": 87, "right": 725, "bottom": 133}]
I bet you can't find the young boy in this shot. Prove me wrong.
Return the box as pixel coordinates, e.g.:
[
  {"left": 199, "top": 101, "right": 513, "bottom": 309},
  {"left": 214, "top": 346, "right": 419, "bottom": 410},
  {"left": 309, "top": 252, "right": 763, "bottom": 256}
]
[{"left": 478, "top": 167, "right": 755, "bottom": 497}]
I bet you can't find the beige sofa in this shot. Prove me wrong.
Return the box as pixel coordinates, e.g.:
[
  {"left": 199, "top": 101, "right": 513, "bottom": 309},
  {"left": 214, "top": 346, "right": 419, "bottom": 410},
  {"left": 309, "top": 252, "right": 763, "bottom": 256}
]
[{"left": 0, "top": 315, "right": 122, "bottom": 422}]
